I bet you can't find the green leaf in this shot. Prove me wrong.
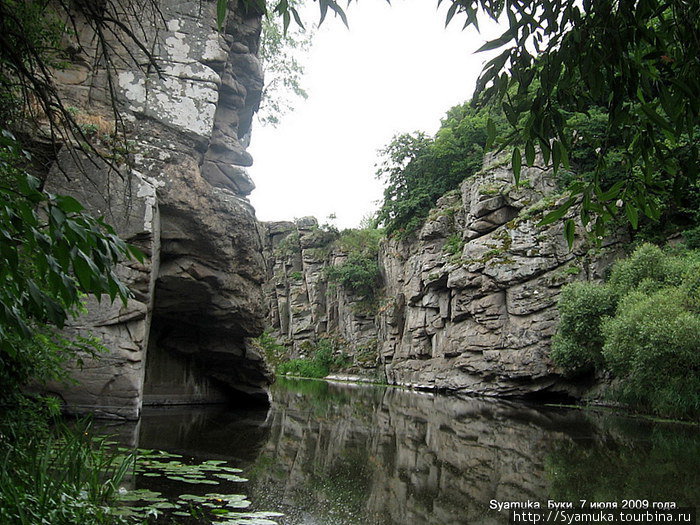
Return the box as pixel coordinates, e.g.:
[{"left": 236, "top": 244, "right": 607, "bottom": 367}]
[
  {"left": 525, "top": 139, "right": 535, "bottom": 166},
  {"left": 216, "top": 0, "right": 227, "bottom": 31},
  {"left": 73, "top": 253, "right": 92, "bottom": 290},
  {"left": 557, "top": 140, "right": 570, "bottom": 170},
  {"left": 50, "top": 205, "right": 66, "bottom": 226},
  {"left": 476, "top": 35, "right": 512, "bottom": 53},
  {"left": 625, "top": 202, "right": 639, "bottom": 229},
  {"left": 128, "top": 244, "right": 145, "bottom": 263},
  {"left": 445, "top": 2, "right": 459, "bottom": 27},
  {"left": 640, "top": 103, "right": 675, "bottom": 135},
  {"left": 538, "top": 197, "right": 575, "bottom": 226},
  {"left": 290, "top": 6, "right": 304, "bottom": 29},
  {"left": 55, "top": 195, "right": 84, "bottom": 213},
  {"left": 564, "top": 219, "right": 575, "bottom": 249},
  {"left": 598, "top": 181, "right": 625, "bottom": 202},
  {"left": 512, "top": 147, "right": 522, "bottom": 182},
  {"left": 486, "top": 118, "right": 496, "bottom": 148},
  {"left": 552, "top": 140, "right": 561, "bottom": 172}
]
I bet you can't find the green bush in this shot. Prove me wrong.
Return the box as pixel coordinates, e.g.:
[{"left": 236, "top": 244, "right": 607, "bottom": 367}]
[
  {"left": 274, "top": 231, "right": 300, "bottom": 257},
  {"left": 251, "top": 330, "right": 287, "bottom": 369},
  {"left": 276, "top": 337, "right": 351, "bottom": 379},
  {"left": 550, "top": 282, "right": 618, "bottom": 375},
  {"left": 326, "top": 254, "right": 380, "bottom": 298},
  {"left": 278, "top": 358, "right": 328, "bottom": 378},
  {"left": 683, "top": 226, "right": 700, "bottom": 250},
  {"left": 325, "top": 227, "right": 383, "bottom": 315},
  {"left": 334, "top": 227, "right": 383, "bottom": 258},
  {"left": 552, "top": 243, "right": 700, "bottom": 419},
  {"left": 602, "top": 288, "right": 700, "bottom": 419},
  {"left": 375, "top": 103, "right": 509, "bottom": 237},
  {"left": 607, "top": 243, "right": 684, "bottom": 295}
]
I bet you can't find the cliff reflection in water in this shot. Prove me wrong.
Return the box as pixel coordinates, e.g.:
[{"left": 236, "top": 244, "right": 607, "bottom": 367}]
[{"left": 133, "top": 379, "right": 700, "bottom": 525}]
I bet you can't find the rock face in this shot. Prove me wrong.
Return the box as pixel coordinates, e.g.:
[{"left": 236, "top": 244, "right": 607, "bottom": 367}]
[
  {"left": 262, "top": 218, "right": 380, "bottom": 371},
  {"left": 261, "top": 154, "right": 626, "bottom": 397},
  {"left": 42, "top": 0, "right": 271, "bottom": 418},
  {"left": 42, "top": 152, "right": 161, "bottom": 419},
  {"left": 378, "top": 153, "right": 626, "bottom": 396}
]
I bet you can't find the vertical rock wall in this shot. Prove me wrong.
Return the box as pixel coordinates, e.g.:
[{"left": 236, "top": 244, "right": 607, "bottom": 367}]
[
  {"left": 260, "top": 154, "right": 627, "bottom": 397},
  {"left": 377, "top": 153, "right": 627, "bottom": 396},
  {"left": 42, "top": 0, "right": 271, "bottom": 418},
  {"left": 261, "top": 218, "right": 379, "bottom": 370}
]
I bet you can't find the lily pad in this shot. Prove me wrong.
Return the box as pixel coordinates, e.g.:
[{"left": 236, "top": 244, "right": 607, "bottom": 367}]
[
  {"left": 214, "top": 473, "right": 248, "bottom": 482},
  {"left": 117, "top": 488, "right": 165, "bottom": 503}
]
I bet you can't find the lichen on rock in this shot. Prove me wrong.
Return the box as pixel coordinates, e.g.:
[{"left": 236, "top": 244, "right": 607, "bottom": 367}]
[{"left": 41, "top": 0, "right": 271, "bottom": 418}]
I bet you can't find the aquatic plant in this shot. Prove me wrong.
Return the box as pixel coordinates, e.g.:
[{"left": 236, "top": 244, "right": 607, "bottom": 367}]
[
  {"left": 0, "top": 417, "right": 134, "bottom": 525},
  {"left": 114, "top": 447, "right": 284, "bottom": 524}
]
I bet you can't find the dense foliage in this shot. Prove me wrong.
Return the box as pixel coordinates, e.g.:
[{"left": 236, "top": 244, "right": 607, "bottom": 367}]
[
  {"left": 252, "top": 0, "right": 700, "bottom": 243},
  {"left": 0, "top": 3, "right": 150, "bottom": 522},
  {"left": 549, "top": 283, "right": 618, "bottom": 374},
  {"left": 0, "top": 134, "right": 139, "bottom": 402},
  {"left": 277, "top": 338, "right": 350, "bottom": 378},
  {"left": 0, "top": 411, "right": 133, "bottom": 525},
  {"left": 374, "top": 104, "right": 508, "bottom": 236},
  {"left": 552, "top": 243, "right": 700, "bottom": 419},
  {"left": 325, "top": 227, "right": 382, "bottom": 300},
  {"left": 462, "top": 0, "right": 700, "bottom": 243},
  {"left": 374, "top": 99, "right": 692, "bottom": 239}
]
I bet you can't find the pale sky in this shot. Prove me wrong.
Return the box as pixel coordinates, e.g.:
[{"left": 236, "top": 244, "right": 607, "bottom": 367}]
[{"left": 248, "top": 0, "right": 502, "bottom": 229}]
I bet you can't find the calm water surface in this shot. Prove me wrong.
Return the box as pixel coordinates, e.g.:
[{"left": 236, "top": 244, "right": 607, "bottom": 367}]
[{"left": 108, "top": 378, "right": 700, "bottom": 524}]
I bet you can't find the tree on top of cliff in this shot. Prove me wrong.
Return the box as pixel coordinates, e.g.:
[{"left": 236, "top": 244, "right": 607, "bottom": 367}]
[
  {"left": 374, "top": 103, "right": 509, "bottom": 237},
  {"left": 241, "top": 0, "right": 700, "bottom": 244}
]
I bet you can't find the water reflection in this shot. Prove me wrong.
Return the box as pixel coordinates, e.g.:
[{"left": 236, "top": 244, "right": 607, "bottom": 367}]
[{"left": 115, "top": 379, "right": 700, "bottom": 524}]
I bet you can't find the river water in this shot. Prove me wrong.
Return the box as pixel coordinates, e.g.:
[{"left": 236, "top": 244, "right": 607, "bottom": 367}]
[{"left": 105, "top": 378, "right": 700, "bottom": 524}]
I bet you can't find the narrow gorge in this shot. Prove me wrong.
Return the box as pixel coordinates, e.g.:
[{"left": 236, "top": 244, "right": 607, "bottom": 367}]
[
  {"left": 36, "top": 0, "right": 632, "bottom": 418},
  {"left": 262, "top": 153, "right": 627, "bottom": 400},
  {"left": 3, "top": 1, "right": 699, "bottom": 523}
]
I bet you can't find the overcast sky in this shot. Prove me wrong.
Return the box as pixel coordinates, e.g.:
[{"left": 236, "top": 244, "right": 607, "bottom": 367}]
[{"left": 248, "top": 0, "right": 502, "bottom": 229}]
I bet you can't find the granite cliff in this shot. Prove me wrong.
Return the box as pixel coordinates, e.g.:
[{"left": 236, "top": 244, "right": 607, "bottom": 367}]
[
  {"left": 41, "top": 0, "right": 271, "bottom": 419},
  {"left": 40, "top": 1, "right": 624, "bottom": 414},
  {"left": 262, "top": 154, "right": 627, "bottom": 398},
  {"left": 262, "top": 218, "right": 379, "bottom": 372}
]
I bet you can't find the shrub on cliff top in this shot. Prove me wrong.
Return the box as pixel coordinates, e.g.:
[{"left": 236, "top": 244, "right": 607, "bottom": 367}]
[
  {"left": 375, "top": 103, "right": 509, "bottom": 238},
  {"left": 326, "top": 254, "right": 380, "bottom": 298},
  {"left": 325, "top": 227, "right": 383, "bottom": 308}
]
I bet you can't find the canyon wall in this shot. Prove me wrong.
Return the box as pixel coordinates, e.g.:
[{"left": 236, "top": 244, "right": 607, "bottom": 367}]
[
  {"left": 377, "top": 153, "right": 625, "bottom": 396},
  {"left": 264, "top": 154, "right": 627, "bottom": 396},
  {"left": 261, "top": 218, "right": 379, "bottom": 372},
  {"left": 41, "top": 0, "right": 271, "bottom": 419}
]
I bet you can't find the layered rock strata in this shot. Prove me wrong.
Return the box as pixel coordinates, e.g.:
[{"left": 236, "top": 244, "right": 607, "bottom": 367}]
[
  {"left": 262, "top": 154, "right": 626, "bottom": 397},
  {"left": 378, "top": 154, "right": 626, "bottom": 396},
  {"left": 42, "top": 0, "right": 271, "bottom": 418},
  {"left": 262, "top": 218, "right": 379, "bottom": 369}
]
